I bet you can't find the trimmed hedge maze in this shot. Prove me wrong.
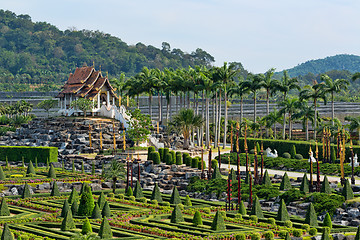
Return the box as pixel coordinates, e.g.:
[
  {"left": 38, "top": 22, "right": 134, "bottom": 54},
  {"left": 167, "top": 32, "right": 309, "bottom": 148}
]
[{"left": 0, "top": 163, "right": 356, "bottom": 239}]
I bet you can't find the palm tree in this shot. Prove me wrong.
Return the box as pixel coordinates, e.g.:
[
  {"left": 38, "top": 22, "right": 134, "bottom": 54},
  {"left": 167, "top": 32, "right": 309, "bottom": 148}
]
[
  {"left": 138, "top": 67, "right": 157, "bottom": 118},
  {"left": 243, "top": 73, "right": 263, "bottom": 123},
  {"left": 104, "top": 159, "right": 125, "bottom": 193},
  {"left": 345, "top": 116, "right": 360, "bottom": 145},
  {"left": 292, "top": 101, "right": 315, "bottom": 141},
  {"left": 321, "top": 74, "right": 349, "bottom": 126},
  {"left": 228, "top": 80, "right": 249, "bottom": 127},
  {"left": 278, "top": 98, "right": 300, "bottom": 140},
  {"left": 168, "top": 108, "right": 204, "bottom": 149},
  {"left": 125, "top": 76, "right": 144, "bottom": 108},
  {"left": 213, "top": 63, "right": 237, "bottom": 149},
  {"left": 299, "top": 82, "right": 327, "bottom": 140},
  {"left": 110, "top": 73, "right": 127, "bottom": 105},
  {"left": 273, "top": 71, "right": 300, "bottom": 139},
  {"left": 262, "top": 108, "right": 282, "bottom": 139}
]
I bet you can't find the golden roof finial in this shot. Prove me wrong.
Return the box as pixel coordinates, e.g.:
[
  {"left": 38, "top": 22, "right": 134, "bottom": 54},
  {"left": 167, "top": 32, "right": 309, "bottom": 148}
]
[
  {"left": 99, "top": 65, "right": 102, "bottom": 72},
  {"left": 92, "top": 60, "right": 95, "bottom": 67}
]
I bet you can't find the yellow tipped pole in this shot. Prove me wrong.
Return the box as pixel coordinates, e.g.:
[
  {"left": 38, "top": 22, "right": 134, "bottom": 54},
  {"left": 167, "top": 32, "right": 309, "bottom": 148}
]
[
  {"left": 236, "top": 122, "right": 240, "bottom": 153},
  {"left": 157, "top": 122, "right": 159, "bottom": 134},
  {"left": 113, "top": 121, "right": 116, "bottom": 151},
  {"left": 89, "top": 124, "right": 92, "bottom": 148},
  {"left": 309, "top": 146, "right": 313, "bottom": 186},
  {"left": 123, "top": 131, "right": 126, "bottom": 151},
  {"left": 119, "top": 96, "right": 122, "bottom": 107},
  {"left": 99, "top": 123, "right": 103, "bottom": 150},
  {"left": 228, "top": 155, "right": 231, "bottom": 174},
  {"left": 230, "top": 124, "right": 233, "bottom": 152},
  {"left": 127, "top": 96, "right": 129, "bottom": 107}
]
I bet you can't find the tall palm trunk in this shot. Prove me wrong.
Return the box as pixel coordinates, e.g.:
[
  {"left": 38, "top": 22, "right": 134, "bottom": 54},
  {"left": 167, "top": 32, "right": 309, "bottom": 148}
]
[
  {"left": 282, "top": 93, "right": 287, "bottom": 140},
  {"left": 253, "top": 91, "right": 257, "bottom": 122},
  {"left": 166, "top": 94, "right": 170, "bottom": 122},
  {"left": 200, "top": 91, "right": 205, "bottom": 146},
  {"left": 240, "top": 96, "right": 243, "bottom": 126},
  {"left": 306, "top": 118, "right": 309, "bottom": 141},
  {"left": 331, "top": 92, "right": 334, "bottom": 126},
  {"left": 187, "top": 91, "right": 190, "bottom": 109},
  {"left": 206, "top": 92, "right": 210, "bottom": 148},
  {"left": 274, "top": 123, "right": 277, "bottom": 139},
  {"left": 217, "top": 89, "right": 222, "bottom": 147},
  {"left": 266, "top": 90, "right": 270, "bottom": 138},
  {"left": 314, "top": 99, "right": 317, "bottom": 140},
  {"left": 223, "top": 87, "right": 228, "bottom": 149},
  {"left": 289, "top": 113, "right": 292, "bottom": 140},
  {"left": 214, "top": 91, "right": 218, "bottom": 148},
  {"left": 195, "top": 93, "right": 200, "bottom": 146},
  {"left": 158, "top": 92, "right": 162, "bottom": 123}
]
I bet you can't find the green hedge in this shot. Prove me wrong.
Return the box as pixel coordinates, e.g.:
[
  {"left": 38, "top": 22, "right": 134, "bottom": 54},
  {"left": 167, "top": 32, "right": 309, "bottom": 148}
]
[
  {"left": 234, "top": 138, "right": 359, "bottom": 161},
  {"left": 0, "top": 146, "right": 57, "bottom": 163}
]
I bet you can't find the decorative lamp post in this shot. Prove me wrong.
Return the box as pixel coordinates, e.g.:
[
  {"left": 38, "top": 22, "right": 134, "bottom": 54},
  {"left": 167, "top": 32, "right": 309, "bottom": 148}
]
[
  {"left": 351, "top": 139, "right": 355, "bottom": 184},
  {"left": 316, "top": 142, "right": 320, "bottom": 192},
  {"left": 309, "top": 146, "right": 313, "bottom": 192},
  {"left": 254, "top": 145, "right": 258, "bottom": 185}
]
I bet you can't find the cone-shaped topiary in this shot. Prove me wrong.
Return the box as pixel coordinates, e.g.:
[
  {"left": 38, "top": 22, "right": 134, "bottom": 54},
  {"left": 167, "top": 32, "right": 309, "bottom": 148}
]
[
  {"left": 80, "top": 182, "right": 87, "bottom": 195},
  {"left": 68, "top": 188, "right": 79, "bottom": 204},
  {"left": 98, "top": 192, "right": 106, "bottom": 210},
  {"left": 276, "top": 199, "right": 289, "bottom": 221},
  {"left": 61, "top": 208, "right": 75, "bottom": 231},
  {"left": 26, "top": 160, "right": 35, "bottom": 176},
  {"left": 61, "top": 200, "right": 70, "bottom": 217},
  {"left": 170, "top": 186, "right": 181, "bottom": 205},
  {"left": 91, "top": 161, "right": 95, "bottom": 175},
  {"left": 47, "top": 163, "right": 56, "bottom": 178},
  {"left": 342, "top": 179, "right": 354, "bottom": 200},
  {"left": 331, "top": 147, "right": 336, "bottom": 163},
  {"left": 184, "top": 195, "right": 192, "bottom": 206},
  {"left": 1, "top": 223, "right": 13, "bottom": 240},
  {"left": 239, "top": 201, "right": 247, "bottom": 215},
  {"left": 50, "top": 181, "right": 60, "bottom": 196},
  {"left": 290, "top": 145, "right": 297, "bottom": 159},
  {"left": 212, "top": 165, "right": 222, "bottom": 180},
  {"left": 133, "top": 181, "right": 144, "bottom": 199},
  {"left": 98, "top": 217, "right": 112, "bottom": 239},
  {"left": 78, "top": 183, "right": 95, "bottom": 216},
  {"left": 101, "top": 201, "right": 111, "bottom": 218},
  {"left": 91, "top": 203, "right": 102, "bottom": 219},
  {"left": 355, "top": 226, "right": 360, "bottom": 240},
  {"left": 323, "top": 212, "right": 332, "bottom": 230},
  {"left": 284, "top": 231, "right": 291, "bottom": 240},
  {"left": 321, "top": 227, "right": 330, "bottom": 240},
  {"left": 280, "top": 172, "right": 292, "bottom": 190},
  {"left": 192, "top": 210, "right": 203, "bottom": 226},
  {"left": 211, "top": 210, "right": 226, "bottom": 231},
  {"left": 304, "top": 202, "right": 318, "bottom": 226},
  {"left": 250, "top": 196, "right": 264, "bottom": 218},
  {"left": 0, "top": 166, "right": 5, "bottom": 181},
  {"left": 125, "top": 186, "right": 133, "bottom": 197},
  {"left": 71, "top": 200, "right": 79, "bottom": 215},
  {"left": 170, "top": 204, "right": 184, "bottom": 223},
  {"left": 321, "top": 175, "right": 332, "bottom": 194},
  {"left": 0, "top": 198, "right": 10, "bottom": 216},
  {"left": 262, "top": 170, "right": 272, "bottom": 187},
  {"left": 22, "top": 183, "right": 31, "bottom": 199},
  {"left": 150, "top": 152, "right": 161, "bottom": 164},
  {"left": 300, "top": 173, "right": 309, "bottom": 193},
  {"left": 151, "top": 183, "right": 162, "bottom": 202},
  {"left": 81, "top": 217, "right": 92, "bottom": 235}
]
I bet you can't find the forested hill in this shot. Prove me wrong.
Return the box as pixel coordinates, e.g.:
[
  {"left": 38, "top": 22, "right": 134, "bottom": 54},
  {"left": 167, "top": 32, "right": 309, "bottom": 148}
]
[
  {"left": 283, "top": 54, "right": 360, "bottom": 78},
  {"left": 0, "top": 10, "right": 214, "bottom": 91}
]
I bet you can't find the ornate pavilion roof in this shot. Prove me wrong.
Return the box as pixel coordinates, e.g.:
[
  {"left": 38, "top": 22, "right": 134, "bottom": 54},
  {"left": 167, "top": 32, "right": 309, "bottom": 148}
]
[{"left": 57, "top": 66, "right": 117, "bottom": 100}]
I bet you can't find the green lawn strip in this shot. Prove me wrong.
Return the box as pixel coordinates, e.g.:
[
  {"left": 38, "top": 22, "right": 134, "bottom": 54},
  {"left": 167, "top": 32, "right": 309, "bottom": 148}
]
[
  {"left": 90, "top": 222, "right": 161, "bottom": 238},
  {"left": 9, "top": 224, "right": 70, "bottom": 240},
  {"left": 8, "top": 204, "right": 48, "bottom": 214},
  {"left": 130, "top": 219, "right": 208, "bottom": 237},
  {"left": 31, "top": 200, "right": 63, "bottom": 208},
  {"left": 27, "top": 223, "right": 78, "bottom": 237},
  {"left": 107, "top": 201, "right": 149, "bottom": 211}
]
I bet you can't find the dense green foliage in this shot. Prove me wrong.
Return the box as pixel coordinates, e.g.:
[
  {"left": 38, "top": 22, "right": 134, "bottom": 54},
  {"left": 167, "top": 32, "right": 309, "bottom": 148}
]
[
  {"left": 342, "top": 179, "right": 354, "bottom": 200},
  {"left": 68, "top": 188, "right": 79, "bottom": 204},
  {"left": 192, "top": 210, "right": 203, "bottom": 226},
  {"left": 304, "top": 203, "right": 318, "bottom": 227},
  {"left": 250, "top": 196, "right": 264, "bottom": 218},
  {"left": 98, "top": 217, "right": 113, "bottom": 239},
  {"left": 97, "top": 192, "right": 106, "bottom": 210},
  {"left": 151, "top": 183, "right": 162, "bottom": 202},
  {"left": 305, "top": 192, "right": 344, "bottom": 216},
  {"left": 276, "top": 199, "right": 289, "bottom": 221},
  {"left": 47, "top": 164, "right": 56, "bottom": 178},
  {"left": 0, "top": 198, "right": 10, "bottom": 216},
  {"left": 170, "top": 204, "right": 184, "bottom": 223},
  {"left": 170, "top": 186, "right": 181, "bottom": 205},
  {"left": 211, "top": 210, "right": 226, "bottom": 231},
  {"left": 60, "top": 200, "right": 70, "bottom": 218},
  {"left": 50, "top": 181, "right": 60, "bottom": 196},
  {"left": 0, "top": 146, "right": 57, "bottom": 163},
  {"left": 133, "top": 181, "right": 144, "bottom": 199},
  {"left": 300, "top": 173, "right": 309, "bottom": 193},
  {"left": 323, "top": 212, "right": 332, "bottom": 230},
  {"left": 81, "top": 217, "right": 92, "bottom": 235},
  {"left": 26, "top": 160, "right": 35, "bottom": 176},
  {"left": 78, "top": 183, "right": 95, "bottom": 216},
  {"left": 61, "top": 208, "right": 75, "bottom": 231},
  {"left": 91, "top": 203, "right": 101, "bottom": 219},
  {"left": 279, "top": 172, "right": 292, "bottom": 190},
  {"left": 212, "top": 165, "right": 222, "bottom": 180},
  {"left": 1, "top": 223, "right": 13, "bottom": 240},
  {"left": 321, "top": 175, "right": 332, "bottom": 194},
  {"left": 0, "top": 166, "right": 5, "bottom": 180},
  {"left": 101, "top": 201, "right": 111, "bottom": 218},
  {"left": 150, "top": 151, "right": 160, "bottom": 164},
  {"left": 22, "top": 183, "right": 31, "bottom": 198},
  {"left": 0, "top": 10, "right": 214, "bottom": 91}
]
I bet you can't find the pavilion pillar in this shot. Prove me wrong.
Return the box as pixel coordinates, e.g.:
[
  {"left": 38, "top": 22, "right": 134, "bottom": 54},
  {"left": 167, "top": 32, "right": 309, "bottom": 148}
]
[
  {"left": 97, "top": 93, "right": 100, "bottom": 109},
  {"left": 107, "top": 91, "right": 110, "bottom": 107},
  {"left": 112, "top": 97, "right": 115, "bottom": 106},
  {"left": 60, "top": 98, "right": 63, "bottom": 109},
  {"left": 64, "top": 96, "right": 67, "bottom": 110},
  {"left": 70, "top": 94, "right": 72, "bottom": 107}
]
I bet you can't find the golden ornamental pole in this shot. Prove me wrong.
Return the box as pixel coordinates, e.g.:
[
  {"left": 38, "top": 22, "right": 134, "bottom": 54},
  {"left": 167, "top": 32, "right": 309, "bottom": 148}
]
[
  {"left": 228, "top": 155, "right": 231, "bottom": 174},
  {"left": 236, "top": 122, "right": 240, "bottom": 153},
  {"left": 113, "top": 121, "right": 116, "bottom": 151},
  {"left": 127, "top": 96, "right": 129, "bottom": 107},
  {"left": 328, "top": 129, "right": 331, "bottom": 162},
  {"left": 157, "top": 122, "right": 159, "bottom": 134},
  {"left": 230, "top": 124, "right": 233, "bottom": 152},
  {"left": 119, "top": 95, "right": 122, "bottom": 107},
  {"left": 322, "top": 129, "right": 325, "bottom": 161},
  {"left": 340, "top": 136, "right": 345, "bottom": 185},
  {"left": 309, "top": 146, "right": 313, "bottom": 190},
  {"left": 99, "top": 123, "right": 103, "bottom": 151},
  {"left": 123, "top": 131, "right": 126, "bottom": 151}
]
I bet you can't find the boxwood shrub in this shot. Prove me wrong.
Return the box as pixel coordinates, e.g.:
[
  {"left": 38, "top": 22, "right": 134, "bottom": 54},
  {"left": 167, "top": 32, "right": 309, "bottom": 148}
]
[{"left": 0, "top": 146, "right": 57, "bottom": 163}]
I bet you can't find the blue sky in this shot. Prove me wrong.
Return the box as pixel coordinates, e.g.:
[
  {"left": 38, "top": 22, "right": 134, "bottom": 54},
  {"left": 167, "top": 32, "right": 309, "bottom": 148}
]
[{"left": 2, "top": 0, "right": 360, "bottom": 73}]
